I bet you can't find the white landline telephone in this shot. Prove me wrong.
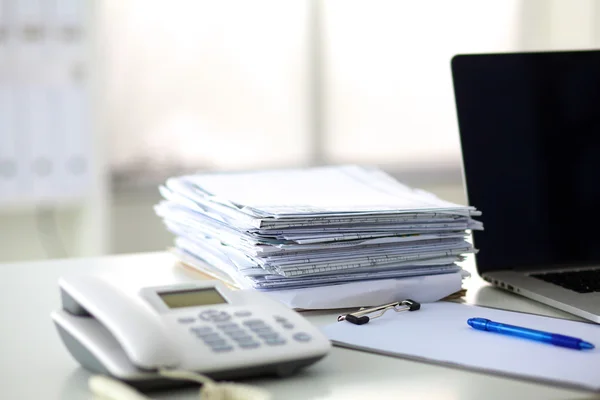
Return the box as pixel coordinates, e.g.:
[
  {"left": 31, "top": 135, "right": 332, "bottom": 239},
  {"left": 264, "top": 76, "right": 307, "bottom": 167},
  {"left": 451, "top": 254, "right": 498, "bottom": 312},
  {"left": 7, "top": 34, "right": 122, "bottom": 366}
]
[{"left": 51, "top": 273, "right": 331, "bottom": 390}]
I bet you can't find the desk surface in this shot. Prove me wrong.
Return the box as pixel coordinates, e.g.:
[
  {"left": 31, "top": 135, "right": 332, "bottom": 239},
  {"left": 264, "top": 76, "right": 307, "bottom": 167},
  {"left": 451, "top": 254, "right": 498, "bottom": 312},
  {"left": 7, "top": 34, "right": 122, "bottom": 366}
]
[{"left": 1, "top": 252, "right": 598, "bottom": 400}]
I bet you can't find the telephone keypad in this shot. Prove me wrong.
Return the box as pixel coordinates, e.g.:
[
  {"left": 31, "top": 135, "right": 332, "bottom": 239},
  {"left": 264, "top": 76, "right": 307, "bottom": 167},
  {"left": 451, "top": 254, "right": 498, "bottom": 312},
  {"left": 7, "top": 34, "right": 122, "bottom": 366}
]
[
  {"left": 217, "top": 323, "right": 263, "bottom": 349},
  {"left": 245, "top": 323, "right": 286, "bottom": 345},
  {"left": 195, "top": 330, "right": 233, "bottom": 352},
  {"left": 188, "top": 312, "right": 308, "bottom": 352}
]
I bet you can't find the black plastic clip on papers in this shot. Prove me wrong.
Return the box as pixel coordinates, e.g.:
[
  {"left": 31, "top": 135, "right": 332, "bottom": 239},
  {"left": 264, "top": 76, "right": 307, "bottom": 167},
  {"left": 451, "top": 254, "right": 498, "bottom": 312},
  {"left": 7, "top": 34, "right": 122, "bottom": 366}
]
[{"left": 337, "top": 299, "right": 421, "bottom": 325}]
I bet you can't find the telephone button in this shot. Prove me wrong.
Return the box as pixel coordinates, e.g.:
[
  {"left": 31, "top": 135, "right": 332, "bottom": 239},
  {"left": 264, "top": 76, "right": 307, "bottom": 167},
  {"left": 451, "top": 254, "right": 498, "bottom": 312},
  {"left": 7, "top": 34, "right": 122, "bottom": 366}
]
[
  {"left": 195, "top": 332, "right": 222, "bottom": 341},
  {"left": 199, "top": 310, "right": 219, "bottom": 321},
  {"left": 211, "top": 313, "right": 231, "bottom": 322},
  {"left": 243, "top": 319, "right": 266, "bottom": 327},
  {"left": 204, "top": 338, "right": 228, "bottom": 347},
  {"left": 273, "top": 316, "right": 294, "bottom": 329},
  {"left": 239, "top": 342, "right": 261, "bottom": 349},
  {"left": 257, "top": 332, "right": 280, "bottom": 340},
  {"left": 293, "top": 332, "right": 312, "bottom": 342},
  {"left": 216, "top": 322, "right": 240, "bottom": 331},
  {"left": 234, "top": 310, "right": 252, "bottom": 317},
  {"left": 211, "top": 345, "right": 234, "bottom": 353},
  {"left": 190, "top": 326, "right": 213, "bottom": 334},
  {"left": 264, "top": 338, "right": 286, "bottom": 346},
  {"left": 177, "top": 317, "right": 195, "bottom": 324},
  {"left": 226, "top": 330, "right": 251, "bottom": 340},
  {"left": 199, "top": 310, "right": 231, "bottom": 322},
  {"left": 233, "top": 335, "right": 256, "bottom": 344},
  {"left": 251, "top": 326, "right": 275, "bottom": 335}
]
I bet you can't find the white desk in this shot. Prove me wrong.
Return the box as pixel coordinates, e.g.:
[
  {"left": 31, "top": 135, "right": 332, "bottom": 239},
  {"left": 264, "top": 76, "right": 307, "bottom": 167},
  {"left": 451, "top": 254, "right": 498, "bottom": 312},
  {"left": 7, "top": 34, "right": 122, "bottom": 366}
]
[{"left": 1, "top": 252, "right": 597, "bottom": 400}]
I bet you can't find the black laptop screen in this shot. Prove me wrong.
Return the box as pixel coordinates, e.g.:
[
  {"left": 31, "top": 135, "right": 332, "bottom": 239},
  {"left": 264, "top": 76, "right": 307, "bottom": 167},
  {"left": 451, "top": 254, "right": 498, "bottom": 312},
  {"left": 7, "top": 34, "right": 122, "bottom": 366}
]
[{"left": 452, "top": 50, "right": 600, "bottom": 274}]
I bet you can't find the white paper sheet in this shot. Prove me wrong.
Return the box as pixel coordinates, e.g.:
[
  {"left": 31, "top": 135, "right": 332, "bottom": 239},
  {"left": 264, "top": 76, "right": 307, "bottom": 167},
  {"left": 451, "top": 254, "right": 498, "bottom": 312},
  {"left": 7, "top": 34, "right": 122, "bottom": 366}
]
[
  {"left": 182, "top": 165, "right": 478, "bottom": 216},
  {"left": 265, "top": 271, "right": 464, "bottom": 310},
  {"left": 322, "top": 302, "right": 600, "bottom": 391}
]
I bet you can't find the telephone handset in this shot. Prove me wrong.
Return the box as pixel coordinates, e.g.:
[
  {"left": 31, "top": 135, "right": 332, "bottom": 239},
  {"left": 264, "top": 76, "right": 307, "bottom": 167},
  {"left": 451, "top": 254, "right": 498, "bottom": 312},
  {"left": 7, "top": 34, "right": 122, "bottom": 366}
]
[
  {"left": 57, "top": 275, "right": 180, "bottom": 369},
  {"left": 52, "top": 273, "right": 330, "bottom": 388}
]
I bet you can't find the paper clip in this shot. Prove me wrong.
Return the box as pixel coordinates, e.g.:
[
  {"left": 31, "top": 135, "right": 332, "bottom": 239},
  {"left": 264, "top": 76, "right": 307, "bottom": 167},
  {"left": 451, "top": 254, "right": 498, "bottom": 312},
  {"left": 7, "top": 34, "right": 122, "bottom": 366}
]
[{"left": 337, "top": 299, "right": 421, "bottom": 325}]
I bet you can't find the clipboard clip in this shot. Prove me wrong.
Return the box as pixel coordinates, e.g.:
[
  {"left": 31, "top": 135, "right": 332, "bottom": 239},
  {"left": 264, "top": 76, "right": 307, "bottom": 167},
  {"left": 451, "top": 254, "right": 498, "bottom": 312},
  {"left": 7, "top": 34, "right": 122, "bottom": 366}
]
[{"left": 337, "top": 299, "right": 421, "bottom": 325}]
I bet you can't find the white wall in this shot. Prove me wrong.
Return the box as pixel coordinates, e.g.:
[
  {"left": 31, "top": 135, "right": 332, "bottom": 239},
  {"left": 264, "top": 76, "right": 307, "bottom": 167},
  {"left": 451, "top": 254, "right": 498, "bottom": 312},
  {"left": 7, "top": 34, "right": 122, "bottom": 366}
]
[
  {"left": 102, "top": 0, "right": 312, "bottom": 173},
  {"left": 102, "top": 0, "right": 600, "bottom": 173},
  {"left": 323, "top": 0, "right": 521, "bottom": 168}
]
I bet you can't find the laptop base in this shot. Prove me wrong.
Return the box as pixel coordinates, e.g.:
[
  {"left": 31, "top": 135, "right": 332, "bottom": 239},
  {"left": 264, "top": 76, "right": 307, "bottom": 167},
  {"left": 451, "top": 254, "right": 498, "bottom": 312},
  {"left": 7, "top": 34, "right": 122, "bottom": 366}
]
[{"left": 483, "top": 269, "right": 600, "bottom": 324}]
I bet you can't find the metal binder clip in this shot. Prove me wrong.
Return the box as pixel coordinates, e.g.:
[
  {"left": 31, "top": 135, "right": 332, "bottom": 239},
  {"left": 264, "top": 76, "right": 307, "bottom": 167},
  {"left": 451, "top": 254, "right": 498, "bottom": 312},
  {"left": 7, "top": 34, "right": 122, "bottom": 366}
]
[{"left": 337, "top": 299, "right": 421, "bottom": 325}]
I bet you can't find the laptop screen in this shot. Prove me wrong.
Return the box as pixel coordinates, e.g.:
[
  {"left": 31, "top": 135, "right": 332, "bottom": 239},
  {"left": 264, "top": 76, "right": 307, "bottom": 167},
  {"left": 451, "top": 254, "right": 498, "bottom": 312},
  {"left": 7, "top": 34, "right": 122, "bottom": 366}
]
[{"left": 452, "top": 50, "right": 600, "bottom": 274}]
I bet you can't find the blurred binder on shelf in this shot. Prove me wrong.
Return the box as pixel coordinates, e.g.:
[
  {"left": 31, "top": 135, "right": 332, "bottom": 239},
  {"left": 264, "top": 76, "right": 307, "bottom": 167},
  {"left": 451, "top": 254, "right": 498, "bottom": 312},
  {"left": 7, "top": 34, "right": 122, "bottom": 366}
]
[
  {"left": 51, "top": 0, "right": 90, "bottom": 200},
  {"left": 26, "top": 86, "right": 58, "bottom": 201},
  {"left": 8, "top": 0, "right": 48, "bottom": 202},
  {"left": 0, "top": 87, "right": 20, "bottom": 202},
  {"left": 0, "top": 0, "right": 92, "bottom": 205},
  {"left": 58, "top": 84, "right": 91, "bottom": 199}
]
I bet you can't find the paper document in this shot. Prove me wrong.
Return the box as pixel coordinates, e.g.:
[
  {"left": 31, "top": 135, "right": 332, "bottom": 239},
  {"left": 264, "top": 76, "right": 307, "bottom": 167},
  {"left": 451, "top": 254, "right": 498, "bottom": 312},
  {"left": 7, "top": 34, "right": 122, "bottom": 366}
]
[
  {"left": 322, "top": 302, "right": 600, "bottom": 391},
  {"left": 156, "top": 165, "right": 483, "bottom": 308},
  {"left": 175, "top": 247, "right": 464, "bottom": 310}
]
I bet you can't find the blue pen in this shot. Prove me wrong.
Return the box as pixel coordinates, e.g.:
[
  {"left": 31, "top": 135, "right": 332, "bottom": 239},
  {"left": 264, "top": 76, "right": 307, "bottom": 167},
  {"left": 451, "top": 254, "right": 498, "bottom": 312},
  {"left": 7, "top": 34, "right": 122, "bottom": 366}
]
[{"left": 467, "top": 318, "right": 595, "bottom": 350}]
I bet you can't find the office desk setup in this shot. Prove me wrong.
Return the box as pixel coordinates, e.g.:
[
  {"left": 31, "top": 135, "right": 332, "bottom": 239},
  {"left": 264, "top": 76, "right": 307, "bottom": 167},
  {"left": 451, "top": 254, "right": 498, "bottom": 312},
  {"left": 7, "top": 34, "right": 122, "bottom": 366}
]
[{"left": 0, "top": 252, "right": 597, "bottom": 400}]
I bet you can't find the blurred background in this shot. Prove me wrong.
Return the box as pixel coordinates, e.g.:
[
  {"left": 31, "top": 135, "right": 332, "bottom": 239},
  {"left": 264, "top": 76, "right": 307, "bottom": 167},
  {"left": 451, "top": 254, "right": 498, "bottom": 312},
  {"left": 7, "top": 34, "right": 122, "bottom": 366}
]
[{"left": 0, "top": 0, "right": 598, "bottom": 262}]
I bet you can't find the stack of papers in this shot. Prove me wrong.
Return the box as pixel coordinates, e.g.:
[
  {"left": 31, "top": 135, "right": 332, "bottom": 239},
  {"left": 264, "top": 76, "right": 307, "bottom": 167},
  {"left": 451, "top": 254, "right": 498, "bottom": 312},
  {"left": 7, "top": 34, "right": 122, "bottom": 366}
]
[{"left": 155, "top": 165, "right": 483, "bottom": 294}]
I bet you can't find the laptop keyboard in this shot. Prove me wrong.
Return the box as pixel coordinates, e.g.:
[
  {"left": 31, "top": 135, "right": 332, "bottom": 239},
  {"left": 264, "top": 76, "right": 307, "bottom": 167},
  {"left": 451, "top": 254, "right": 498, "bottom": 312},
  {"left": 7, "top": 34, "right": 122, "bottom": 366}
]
[{"left": 530, "top": 269, "right": 600, "bottom": 293}]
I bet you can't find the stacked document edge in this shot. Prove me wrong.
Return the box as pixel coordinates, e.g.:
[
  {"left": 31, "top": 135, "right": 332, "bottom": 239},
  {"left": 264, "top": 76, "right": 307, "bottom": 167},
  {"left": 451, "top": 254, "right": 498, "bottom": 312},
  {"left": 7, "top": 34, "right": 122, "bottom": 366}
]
[{"left": 155, "top": 165, "right": 483, "bottom": 291}]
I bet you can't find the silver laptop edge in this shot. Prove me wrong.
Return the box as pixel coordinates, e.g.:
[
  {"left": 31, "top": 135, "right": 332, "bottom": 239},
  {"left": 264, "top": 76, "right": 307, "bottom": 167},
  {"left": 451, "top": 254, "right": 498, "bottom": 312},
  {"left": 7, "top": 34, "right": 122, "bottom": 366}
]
[{"left": 483, "top": 269, "right": 600, "bottom": 323}]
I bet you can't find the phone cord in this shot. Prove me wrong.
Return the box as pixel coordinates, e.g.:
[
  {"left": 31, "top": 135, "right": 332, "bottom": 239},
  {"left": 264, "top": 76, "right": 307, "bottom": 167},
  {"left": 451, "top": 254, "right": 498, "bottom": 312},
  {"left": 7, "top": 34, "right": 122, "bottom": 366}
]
[{"left": 88, "top": 368, "right": 272, "bottom": 400}]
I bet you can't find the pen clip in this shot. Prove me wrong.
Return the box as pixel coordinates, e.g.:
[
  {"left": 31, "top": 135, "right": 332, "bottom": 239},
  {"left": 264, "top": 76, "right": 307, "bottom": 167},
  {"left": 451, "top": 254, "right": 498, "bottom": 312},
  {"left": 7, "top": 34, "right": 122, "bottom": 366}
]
[{"left": 337, "top": 299, "right": 420, "bottom": 325}]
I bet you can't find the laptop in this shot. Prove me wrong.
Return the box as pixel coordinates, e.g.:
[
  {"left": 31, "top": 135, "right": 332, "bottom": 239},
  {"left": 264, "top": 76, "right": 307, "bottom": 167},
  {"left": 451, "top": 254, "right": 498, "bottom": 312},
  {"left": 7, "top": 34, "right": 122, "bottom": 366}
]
[{"left": 451, "top": 49, "right": 600, "bottom": 323}]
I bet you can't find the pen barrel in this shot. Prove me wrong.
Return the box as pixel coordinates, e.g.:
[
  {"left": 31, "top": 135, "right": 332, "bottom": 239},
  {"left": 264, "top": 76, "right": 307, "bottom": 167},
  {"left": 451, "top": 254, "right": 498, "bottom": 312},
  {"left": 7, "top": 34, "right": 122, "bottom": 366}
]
[
  {"left": 486, "top": 322, "right": 553, "bottom": 343},
  {"left": 487, "top": 322, "right": 583, "bottom": 349}
]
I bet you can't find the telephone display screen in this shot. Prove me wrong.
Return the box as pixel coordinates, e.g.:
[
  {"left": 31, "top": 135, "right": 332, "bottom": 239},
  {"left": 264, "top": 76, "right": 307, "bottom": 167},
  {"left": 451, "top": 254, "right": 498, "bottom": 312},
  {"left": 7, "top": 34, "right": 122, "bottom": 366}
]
[{"left": 158, "top": 288, "right": 227, "bottom": 308}]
